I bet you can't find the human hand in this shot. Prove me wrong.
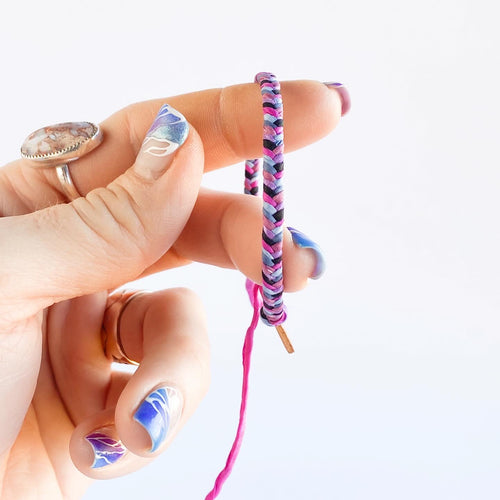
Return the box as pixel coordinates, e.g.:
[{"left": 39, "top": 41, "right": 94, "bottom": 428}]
[{"left": 0, "top": 79, "right": 346, "bottom": 498}]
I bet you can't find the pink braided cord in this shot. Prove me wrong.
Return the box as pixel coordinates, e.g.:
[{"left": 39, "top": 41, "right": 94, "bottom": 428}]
[
  {"left": 244, "top": 159, "right": 260, "bottom": 195},
  {"left": 252, "top": 71, "right": 287, "bottom": 326},
  {"left": 205, "top": 72, "right": 287, "bottom": 499}
]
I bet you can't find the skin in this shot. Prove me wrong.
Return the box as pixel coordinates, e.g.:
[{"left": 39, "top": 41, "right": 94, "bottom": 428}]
[{"left": 0, "top": 80, "right": 342, "bottom": 499}]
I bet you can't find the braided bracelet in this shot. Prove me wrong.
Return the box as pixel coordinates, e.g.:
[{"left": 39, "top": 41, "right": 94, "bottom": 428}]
[
  {"left": 245, "top": 71, "right": 293, "bottom": 353},
  {"left": 205, "top": 72, "right": 293, "bottom": 499}
]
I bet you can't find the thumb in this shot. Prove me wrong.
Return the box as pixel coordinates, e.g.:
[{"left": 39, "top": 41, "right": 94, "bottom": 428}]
[{"left": 0, "top": 104, "right": 203, "bottom": 318}]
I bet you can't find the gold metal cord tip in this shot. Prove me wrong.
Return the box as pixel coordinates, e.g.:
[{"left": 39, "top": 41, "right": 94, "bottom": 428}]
[{"left": 275, "top": 325, "right": 294, "bottom": 354}]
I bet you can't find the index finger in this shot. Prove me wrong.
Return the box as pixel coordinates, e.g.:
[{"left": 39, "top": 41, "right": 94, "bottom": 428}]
[{"left": 4, "top": 79, "right": 346, "bottom": 209}]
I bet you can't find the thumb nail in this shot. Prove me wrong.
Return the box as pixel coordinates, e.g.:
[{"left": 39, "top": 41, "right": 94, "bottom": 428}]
[{"left": 134, "top": 104, "right": 189, "bottom": 180}]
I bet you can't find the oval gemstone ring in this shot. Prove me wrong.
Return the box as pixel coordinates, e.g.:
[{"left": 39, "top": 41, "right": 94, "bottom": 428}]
[{"left": 21, "top": 121, "right": 103, "bottom": 200}]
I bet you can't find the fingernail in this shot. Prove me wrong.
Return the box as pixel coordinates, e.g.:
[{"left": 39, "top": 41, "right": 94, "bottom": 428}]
[
  {"left": 134, "top": 103, "right": 189, "bottom": 180},
  {"left": 133, "top": 386, "right": 183, "bottom": 453},
  {"left": 323, "top": 82, "right": 351, "bottom": 116},
  {"left": 288, "top": 227, "right": 326, "bottom": 279},
  {"left": 85, "top": 431, "right": 126, "bottom": 469}
]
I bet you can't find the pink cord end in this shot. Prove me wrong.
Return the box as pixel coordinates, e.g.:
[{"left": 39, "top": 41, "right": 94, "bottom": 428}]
[{"left": 205, "top": 281, "right": 262, "bottom": 499}]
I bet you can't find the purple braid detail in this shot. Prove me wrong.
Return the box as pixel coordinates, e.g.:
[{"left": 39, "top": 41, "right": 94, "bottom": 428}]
[
  {"left": 245, "top": 72, "right": 287, "bottom": 327},
  {"left": 244, "top": 159, "right": 260, "bottom": 195}
]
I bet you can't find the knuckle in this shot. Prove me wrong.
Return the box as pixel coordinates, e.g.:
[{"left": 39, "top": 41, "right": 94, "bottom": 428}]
[
  {"left": 70, "top": 188, "right": 151, "bottom": 273},
  {"left": 163, "top": 287, "right": 203, "bottom": 308}
]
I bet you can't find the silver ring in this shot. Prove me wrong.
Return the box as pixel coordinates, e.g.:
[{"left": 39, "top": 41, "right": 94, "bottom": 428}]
[{"left": 21, "top": 121, "right": 103, "bottom": 201}]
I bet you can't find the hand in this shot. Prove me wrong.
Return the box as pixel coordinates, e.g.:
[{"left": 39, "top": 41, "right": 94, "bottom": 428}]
[{"left": 0, "top": 79, "right": 344, "bottom": 498}]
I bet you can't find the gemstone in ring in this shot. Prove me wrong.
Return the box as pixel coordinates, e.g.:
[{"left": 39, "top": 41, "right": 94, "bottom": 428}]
[{"left": 21, "top": 121, "right": 103, "bottom": 200}]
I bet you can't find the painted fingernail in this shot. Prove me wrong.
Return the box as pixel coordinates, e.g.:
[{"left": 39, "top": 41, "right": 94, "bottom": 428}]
[
  {"left": 323, "top": 82, "right": 351, "bottom": 116},
  {"left": 133, "top": 386, "right": 183, "bottom": 453},
  {"left": 288, "top": 227, "right": 326, "bottom": 279},
  {"left": 134, "top": 103, "right": 189, "bottom": 179},
  {"left": 85, "top": 431, "right": 126, "bottom": 468}
]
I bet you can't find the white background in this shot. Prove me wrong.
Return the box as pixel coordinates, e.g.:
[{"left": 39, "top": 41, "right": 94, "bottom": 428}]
[{"left": 1, "top": 1, "right": 499, "bottom": 499}]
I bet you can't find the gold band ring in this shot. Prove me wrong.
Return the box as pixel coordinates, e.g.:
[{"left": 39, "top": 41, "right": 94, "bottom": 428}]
[{"left": 102, "top": 290, "right": 150, "bottom": 366}]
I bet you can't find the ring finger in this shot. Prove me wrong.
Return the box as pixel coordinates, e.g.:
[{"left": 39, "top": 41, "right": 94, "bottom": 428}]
[{"left": 62, "top": 288, "right": 209, "bottom": 478}]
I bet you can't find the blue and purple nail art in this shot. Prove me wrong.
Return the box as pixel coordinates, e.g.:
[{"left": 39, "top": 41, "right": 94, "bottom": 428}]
[
  {"left": 288, "top": 226, "right": 326, "bottom": 279},
  {"left": 142, "top": 104, "right": 189, "bottom": 157},
  {"left": 133, "top": 386, "right": 182, "bottom": 452},
  {"left": 85, "top": 432, "right": 126, "bottom": 468}
]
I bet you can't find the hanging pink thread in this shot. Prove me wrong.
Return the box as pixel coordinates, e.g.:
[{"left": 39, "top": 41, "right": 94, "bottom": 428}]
[{"left": 205, "top": 280, "right": 261, "bottom": 499}]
